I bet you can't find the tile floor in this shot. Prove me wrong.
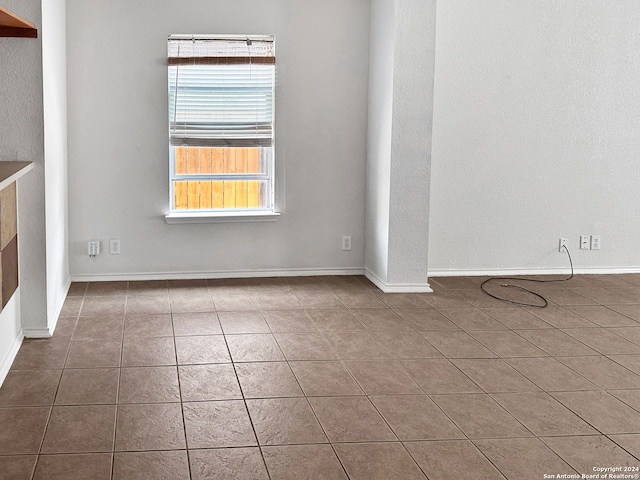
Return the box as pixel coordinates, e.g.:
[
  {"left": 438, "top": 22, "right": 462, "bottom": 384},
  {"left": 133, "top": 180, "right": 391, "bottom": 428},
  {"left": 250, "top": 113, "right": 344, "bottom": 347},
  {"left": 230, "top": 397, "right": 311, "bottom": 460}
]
[{"left": 1, "top": 274, "right": 640, "bottom": 479}]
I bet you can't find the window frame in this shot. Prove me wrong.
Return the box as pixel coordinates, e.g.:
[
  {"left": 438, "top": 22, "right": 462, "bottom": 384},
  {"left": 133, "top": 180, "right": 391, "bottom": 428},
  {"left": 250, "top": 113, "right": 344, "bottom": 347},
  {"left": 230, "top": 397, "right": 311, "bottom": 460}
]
[{"left": 165, "top": 34, "right": 278, "bottom": 223}]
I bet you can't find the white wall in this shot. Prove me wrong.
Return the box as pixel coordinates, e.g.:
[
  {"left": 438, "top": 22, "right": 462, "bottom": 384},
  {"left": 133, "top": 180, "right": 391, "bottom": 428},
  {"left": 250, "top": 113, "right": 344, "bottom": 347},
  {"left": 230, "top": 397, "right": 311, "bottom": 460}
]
[
  {"left": 430, "top": 0, "right": 640, "bottom": 274},
  {"left": 66, "top": 0, "right": 370, "bottom": 280},
  {"left": 42, "top": 0, "right": 70, "bottom": 330},
  {"left": 365, "top": 0, "right": 436, "bottom": 291},
  {"left": 0, "top": 0, "right": 48, "bottom": 344}
]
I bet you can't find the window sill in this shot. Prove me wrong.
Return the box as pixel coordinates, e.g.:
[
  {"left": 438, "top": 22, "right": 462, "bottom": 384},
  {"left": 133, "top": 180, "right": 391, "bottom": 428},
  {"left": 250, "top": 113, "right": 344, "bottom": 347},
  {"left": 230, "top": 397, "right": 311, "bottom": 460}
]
[{"left": 165, "top": 211, "right": 281, "bottom": 224}]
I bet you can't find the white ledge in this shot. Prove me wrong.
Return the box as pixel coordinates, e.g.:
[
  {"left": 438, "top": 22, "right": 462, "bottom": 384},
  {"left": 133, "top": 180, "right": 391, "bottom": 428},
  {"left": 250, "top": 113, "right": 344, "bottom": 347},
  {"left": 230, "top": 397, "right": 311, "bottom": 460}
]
[{"left": 165, "top": 211, "right": 281, "bottom": 224}]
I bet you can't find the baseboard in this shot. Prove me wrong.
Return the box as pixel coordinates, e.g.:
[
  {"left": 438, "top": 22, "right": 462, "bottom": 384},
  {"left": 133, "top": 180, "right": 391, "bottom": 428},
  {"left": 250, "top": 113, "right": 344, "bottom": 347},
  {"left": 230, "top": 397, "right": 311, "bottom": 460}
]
[
  {"left": 0, "top": 329, "right": 23, "bottom": 386},
  {"left": 365, "top": 269, "right": 433, "bottom": 293},
  {"left": 428, "top": 266, "right": 640, "bottom": 277},
  {"left": 71, "top": 267, "right": 366, "bottom": 283},
  {"left": 45, "top": 276, "right": 72, "bottom": 338}
]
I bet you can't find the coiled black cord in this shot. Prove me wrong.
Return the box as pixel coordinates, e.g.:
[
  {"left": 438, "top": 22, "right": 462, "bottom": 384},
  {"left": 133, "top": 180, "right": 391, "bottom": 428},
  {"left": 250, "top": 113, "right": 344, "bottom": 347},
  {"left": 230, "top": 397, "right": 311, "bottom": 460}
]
[{"left": 480, "top": 245, "right": 574, "bottom": 308}]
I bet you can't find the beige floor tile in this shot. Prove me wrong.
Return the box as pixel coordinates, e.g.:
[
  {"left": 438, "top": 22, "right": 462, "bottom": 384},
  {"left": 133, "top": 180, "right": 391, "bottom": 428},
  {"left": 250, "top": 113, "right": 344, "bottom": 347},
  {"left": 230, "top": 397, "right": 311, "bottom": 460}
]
[
  {"left": 371, "top": 330, "right": 443, "bottom": 359},
  {"left": 451, "top": 359, "right": 541, "bottom": 393},
  {"left": 609, "top": 305, "right": 640, "bottom": 322},
  {"left": 481, "top": 307, "right": 552, "bottom": 329},
  {"left": 218, "top": 311, "right": 270, "bottom": 334},
  {"left": 557, "top": 355, "right": 640, "bottom": 389},
  {"left": 404, "top": 440, "right": 506, "bottom": 480},
  {"left": 80, "top": 296, "right": 126, "bottom": 316},
  {"left": 66, "top": 339, "right": 122, "bottom": 368},
  {"left": 0, "top": 407, "right": 50, "bottom": 454},
  {"left": 0, "top": 456, "right": 37, "bottom": 480},
  {"left": 10, "top": 339, "right": 70, "bottom": 370},
  {"left": 292, "top": 291, "right": 344, "bottom": 309},
  {"left": 183, "top": 400, "right": 256, "bottom": 448},
  {"left": 225, "top": 334, "right": 285, "bottom": 362},
  {"left": 371, "top": 395, "right": 464, "bottom": 441},
  {"left": 505, "top": 357, "right": 598, "bottom": 391},
  {"left": 562, "top": 327, "right": 640, "bottom": 354},
  {"left": 394, "top": 308, "right": 460, "bottom": 331},
  {"left": 235, "top": 362, "right": 302, "bottom": 398},
  {"left": 334, "top": 291, "right": 388, "bottom": 308},
  {"left": 514, "top": 329, "right": 599, "bottom": 356},
  {"left": 113, "top": 451, "right": 189, "bottom": 480},
  {"left": 86, "top": 281, "right": 127, "bottom": 296},
  {"left": 74, "top": 316, "right": 124, "bottom": 340},
  {"left": 190, "top": 448, "right": 269, "bottom": 480},
  {"left": 171, "top": 312, "right": 222, "bottom": 336},
  {"left": 532, "top": 287, "right": 596, "bottom": 306},
  {"left": 334, "top": 442, "right": 426, "bottom": 480},
  {"left": 351, "top": 308, "right": 412, "bottom": 331},
  {"left": 122, "top": 337, "right": 176, "bottom": 366},
  {"left": 289, "top": 361, "right": 363, "bottom": 396},
  {"left": 253, "top": 291, "right": 301, "bottom": 310},
  {"left": 263, "top": 310, "right": 318, "bottom": 332},
  {"left": 322, "top": 331, "right": 390, "bottom": 359},
  {"left": 211, "top": 292, "right": 259, "bottom": 311},
  {"left": 174, "top": 335, "right": 230, "bottom": 364},
  {"left": 60, "top": 296, "right": 83, "bottom": 317},
  {"left": 374, "top": 292, "right": 429, "bottom": 309},
  {"left": 525, "top": 306, "right": 598, "bottom": 328},
  {"left": 55, "top": 368, "right": 119, "bottom": 405},
  {"left": 67, "top": 282, "right": 88, "bottom": 296},
  {"left": 263, "top": 444, "right": 347, "bottom": 480},
  {"left": 124, "top": 314, "right": 173, "bottom": 337},
  {"left": 439, "top": 308, "right": 507, "bottom": 330},
  {"left": 566, "top": 305, "right": 640, "bottom": 327},
  {"left": 400, "top": 359, "right": 482, "bottom": 394},
  {"left": 125, "top": 295, "right": 171, "bottom": 315},
  {"left": 0, "top": 369, "right": 61, "bottom": 406},
  {"left": 569, "top": 287, "right": 635, "bottom": 305},
  {"left": 609, "top": 434, "right": 640, "bottom": 459},
  {"left": 274, "top": 333, "right": 338, "bottom": 360},
  {"left": 491, "top": 392, "right": 598, "bottom": 436},
  {"left": 169, "top": 291, "right": 215, "bottom": 313},
  {"left": 51, "top": 317, "right": 77, "bottom": 339},
  {"left": 344, "top": 360, "right": 423, "bottom": 394},
  {"left": 118, "top": 366, "right": 180, "bottom": 403},
  {"left": 247, "top": 397, "right": 328, "bottom": 445},
  {"left": 608, "top": 389, "right": 640, "bottom": 411},
  {"left": 469, "top": 330, "right": 547, "bottom": 357},
  {"left": 542, "top": 435, "right": 640, "bottom": 473},
  {"left": 42, "top": 405, "right": 116, "bottom": 453},
  {"left": 127, "top": 280, "right": 168, "bottom": 296},
  {"left": 420, "top": 290, "right": 472, "bottom": 308},
  {"left": 609, "top": 327, "right": 640, "bottom": 346},
  {"left": 179, "top": 364, "right": 241, "bottom": 401},
  {"left": 307, "top": 309, "right": 365, "bottom": 332},
  {"left": 420, "top": 331, "right": 498, "bottom": 358},
  {"left": 309, "top": 396, "right": 396, "bottom": 442},
  {"left": 475, "top": 437, "right": 576, "bottom": 479},
  {"left": 33, "top": 453, "right": 112, "bottom": 480},
  {"left": 115, "top": 403, "right": 185, "bottom": 451},
  {"left": 552, "top": 391, "right": 640, "bottom": 434},
  {"left": 431, "top": 394, "right": 531, "bottom": 439}
]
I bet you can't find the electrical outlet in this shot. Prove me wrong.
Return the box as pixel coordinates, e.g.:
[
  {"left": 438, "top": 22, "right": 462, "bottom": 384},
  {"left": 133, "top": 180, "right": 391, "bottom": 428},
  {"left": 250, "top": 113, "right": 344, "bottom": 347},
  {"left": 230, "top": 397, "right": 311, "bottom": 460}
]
[
  {"left": 559, "top": 238, "right": 568, "bottom": 252},
  {"left": 342, "top": 236, "right": 352, "bottom": 251},
  {"left": 88, "top": 241, "right": 100, "bottom": 257},
  {"left": 109, "top": 239, "right": 121, "bottom": 255},
  {"left": 580, "top": 235, "right": 590, "bottom": 250},
  {"left": 590, "top": 235, "right": 601, "bottom": 250}
]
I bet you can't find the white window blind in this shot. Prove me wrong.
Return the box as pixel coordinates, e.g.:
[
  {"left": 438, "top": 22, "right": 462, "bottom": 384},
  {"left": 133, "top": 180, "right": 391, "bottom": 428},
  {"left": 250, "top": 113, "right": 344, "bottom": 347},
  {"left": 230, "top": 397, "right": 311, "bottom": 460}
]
[{"left": 168, "top": 35, "right": 275, "bottom": 148}]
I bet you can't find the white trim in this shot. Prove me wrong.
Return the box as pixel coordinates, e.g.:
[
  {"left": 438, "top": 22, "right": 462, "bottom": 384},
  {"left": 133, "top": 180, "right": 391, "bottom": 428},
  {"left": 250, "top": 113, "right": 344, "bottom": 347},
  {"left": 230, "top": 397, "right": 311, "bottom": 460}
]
[
  {"left": 428, "top": 266, "right": 640, "bottom": 277},
  {"left": 46, "top": 276, "right": 71, "bottom": 337},
  {"left": 71, "top": 267, "right": 365, "bottom": 283},
  {"left": 0, "top": 161, "right": 34, "bottom": 192},
  {"left": 22, "top": 327, "right": 55, "bottom": 338},
  {"left": 365, "top": 269, "right": 433, "bottom": 293},
  {"left": 0, "top": 329, "right": 23, "bottom": 387},
  {"left": 165, "top": 211, "right": 280, "bottom": 224}
]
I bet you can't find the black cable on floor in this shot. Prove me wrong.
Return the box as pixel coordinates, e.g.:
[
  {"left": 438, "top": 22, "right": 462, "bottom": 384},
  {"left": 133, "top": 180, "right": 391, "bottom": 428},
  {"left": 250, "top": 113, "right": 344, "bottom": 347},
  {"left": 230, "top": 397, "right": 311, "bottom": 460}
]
[{"left": 480, "top": 245, "right": 574, "bottom": 308}]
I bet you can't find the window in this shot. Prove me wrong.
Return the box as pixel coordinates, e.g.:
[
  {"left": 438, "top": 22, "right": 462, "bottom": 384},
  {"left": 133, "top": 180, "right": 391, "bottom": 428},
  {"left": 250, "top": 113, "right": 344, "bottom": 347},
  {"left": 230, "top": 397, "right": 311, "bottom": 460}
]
[{"left": 167, "top": 35, "right": 276, "bottom": 218}]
